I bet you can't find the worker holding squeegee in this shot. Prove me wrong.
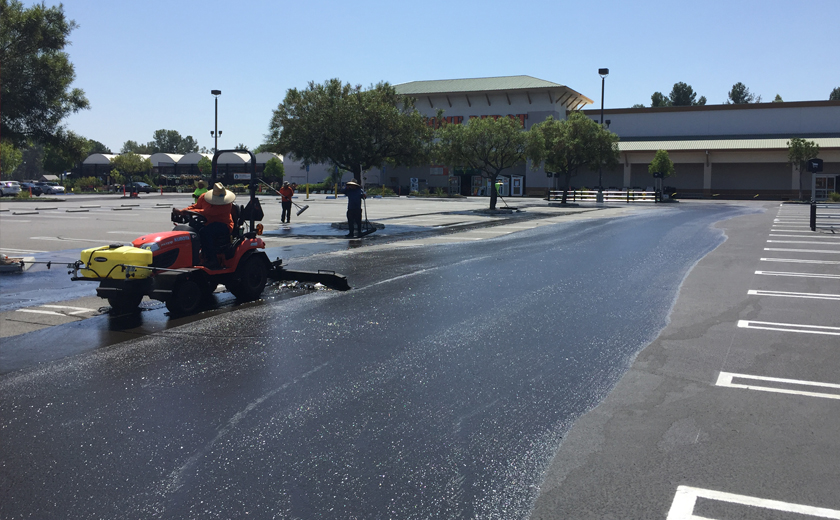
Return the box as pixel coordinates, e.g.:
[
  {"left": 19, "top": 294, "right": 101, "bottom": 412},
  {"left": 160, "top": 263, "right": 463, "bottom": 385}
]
[{"left": 279, "top": 181, "right": 294, "bottom": 223}]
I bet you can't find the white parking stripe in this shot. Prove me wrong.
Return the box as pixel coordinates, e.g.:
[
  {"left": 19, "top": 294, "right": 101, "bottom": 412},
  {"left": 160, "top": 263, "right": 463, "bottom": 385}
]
[
  {"left": 668, "top": 485, "right": 840, "bottom": 519},
  {"left": 748, "top": 289, "right": 840, "bottom": 300},
  {"left": 767, "top": 240, "right": 840, "bottom": 245},
  {"left": 769, "top": 234, "right": 840, "bottom": 239},
  {"left": 40, "top": 305, "right": 98, "bottom": 315},
  {"left": 756, "top": 270, "right": 840, "bottom": 279},
  {"left": 761, "top": 258, "right": 840, "bottom": 265},
  {"left": 738, "top": 320, "right": 840, "bottom": 336},
  {"left": 15, "top": 309, "right": 80, "bottom": 317},
  {"left": 764, "top": 248, "right": 840, "bottom": 254},
  {"left": 0, "top": 248, "right": 46, "bottom": 254},
  {"left": 716, "top": 372, "right": 840, "bottom": 400},
  {"left": 30, "top": 236, "right": 111, "bottom": 243}
]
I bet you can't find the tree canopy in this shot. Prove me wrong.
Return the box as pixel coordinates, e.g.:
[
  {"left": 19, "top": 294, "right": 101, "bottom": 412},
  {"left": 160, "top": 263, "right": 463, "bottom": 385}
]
[
  {"left": 119, "top": 130, "right": 199, "bottom": 154},
  {"left": 727, "top": 82, "right": 761, "bottom": 104},
  {"left": 0, "top": 0, "right": 89, "bottom": 148},
  {"left": 787, "top": 137, "right": 820, "bottom": 199},
  {"left": 648, "top": 150, "right": 675, "bottom": 178},
  {"left": 1, "top": 140, "right": 23, "bottom": 174},
  {"left": 669, "top": 82, "right": 706, "bottom": 106},
  {"left": 435, "top": 115, "right": 533, "bottom": 209},
  {"left": 110, "top": 152, "right": 152, "bottom": 180},
  {"left": 267, "top": 79, "right": 434, "bottom": 180},
  {"left": 262, "top": 157, "right": 284, "bottom": 182},
  {"left": 528, "top": 112, "right": 620, "bottom": 204},
  {"left": 830, "top": 87, "right": 840, "bottom": 101}
]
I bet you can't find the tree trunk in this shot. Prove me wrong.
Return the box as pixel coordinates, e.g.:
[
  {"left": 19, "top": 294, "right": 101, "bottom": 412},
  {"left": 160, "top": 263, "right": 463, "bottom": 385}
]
[
  {"left": 489, "top": 174, "right": 498, "bottom": 210},
  {"left": 561, "top": 171, "right": 572, "bottom": 204}
]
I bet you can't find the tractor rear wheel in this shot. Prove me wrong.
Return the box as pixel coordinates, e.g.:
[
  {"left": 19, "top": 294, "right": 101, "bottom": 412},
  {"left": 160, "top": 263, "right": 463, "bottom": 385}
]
[
  {"left": 227, "top": 255, "right": 268, "bottom": 301},
  {"left": 166, "top": 279, "right": 202, "bottom": 315}
]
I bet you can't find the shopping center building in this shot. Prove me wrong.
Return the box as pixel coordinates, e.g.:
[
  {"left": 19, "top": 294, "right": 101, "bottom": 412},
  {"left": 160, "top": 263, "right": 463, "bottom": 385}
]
[{"left": 81, "top": 75, "right": 840, "bottom": 199}]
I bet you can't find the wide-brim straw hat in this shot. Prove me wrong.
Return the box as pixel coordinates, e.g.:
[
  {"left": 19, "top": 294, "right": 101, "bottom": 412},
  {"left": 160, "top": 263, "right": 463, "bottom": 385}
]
[
  {"left": 346, "top": 180, "right": 361, "bottom": 188},
  {"left": 204, "top": 182, "right": 236, "bottom": 205}
]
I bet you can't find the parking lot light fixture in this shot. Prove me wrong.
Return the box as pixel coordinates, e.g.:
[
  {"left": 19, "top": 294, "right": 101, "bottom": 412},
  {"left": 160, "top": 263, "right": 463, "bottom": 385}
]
[{"left": 598, "top": 68, "right": 609, "bottom": 200}]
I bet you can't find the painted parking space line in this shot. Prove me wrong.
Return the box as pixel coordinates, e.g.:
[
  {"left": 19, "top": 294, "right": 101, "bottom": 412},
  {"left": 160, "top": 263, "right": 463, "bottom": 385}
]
[
  {"left": 770, "top": 229, "right": 814, "bottom": 233},
  {"left": 748, "top": 289, "right": 840, "bottom": 300},
  {"left": 0, "top": 247, "right": 46, "bottom": 254},
  {"left": 756, "top": 270, "right": 840, "bottom": 280},
  {"left": 30, "top": 236, "right": 112, "bottom": 244},
  {"left": 737, "top": 320, "right": 840, "bottom": 336},
  {"left": 40, "top": 304, "right": 99, "bottom": 315},
  {"left": 667, "top": 485, "right": 840, "bottom": 519},
  {"left": 764, "top": 248, "right": 840, "bottom": 254},
  {"left": 16, "top": 305, "right": 99, "bottom": 318},
  {"left": 767, "top": 240, "right": 840, "bottom": 245},
  {"left": 716, "top": 372, "right": 840, "bottom": 400},
  {"left": 760, "top": 258, "right": 840, "bottom": 265},
  {"left": 769, "top": 234, "right": 840, "bottom": 239}
]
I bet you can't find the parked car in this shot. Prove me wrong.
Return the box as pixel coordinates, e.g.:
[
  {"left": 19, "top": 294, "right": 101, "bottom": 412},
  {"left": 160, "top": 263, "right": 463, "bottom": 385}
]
[
  {"left": 124, "top": 181, "right": 152, "bottom": 193},
  {"left": 36, "top": 182, "right": 65, "bottom": 195},
  {"left": 19, "top": 182, "right": 43, "bottom": 196},
  {"left": 0, "top": 181, "right": 22, "bottom": 197}
]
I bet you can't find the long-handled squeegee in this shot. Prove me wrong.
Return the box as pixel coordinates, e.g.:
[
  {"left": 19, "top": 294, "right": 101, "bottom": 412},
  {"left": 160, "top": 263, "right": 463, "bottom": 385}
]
[
  {"left": 259, "top": 180, "right": 309, "bottom": 215},
  {"left": 358, "top": 196, "right": 377, "bottom": 237}
]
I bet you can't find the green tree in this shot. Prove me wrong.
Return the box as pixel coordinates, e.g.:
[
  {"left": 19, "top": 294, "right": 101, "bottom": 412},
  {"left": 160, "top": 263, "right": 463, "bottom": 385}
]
[
  {"left": 267, "top": 79, "right": 434, "bottom": 181},
  {"left": 773, "top": 94, "right": 784, "bottom": 103},
  {"left": 1, "top": 139, "right": 23, "bottom": 176},
  {"left": 669, "top": 82, "right": 706, "bottom": 106},
  {"left": 727, "top": 82, "right": 761, "bottom": 104},
  {"left": 528, "top": 112, "right": 620, "bottom": 204},
  {"left": 235, "top": 143, "right": 249, "bottom": 151},
  {"left": 830, "top": 87, "right": 840, "bottom": 101},
  {"left": 648, "top": 149, "right": 675, "bottom": 179},
  {"left": 149, "top": 129, "right": 199, "bottom": 154},
  {"left": 651, "top": 92, "right": 670, "bottom": 107},
  {"left": 196, "top": 156, "right": 212, "bottom": 176},
  {"left": 631, "top": 103, "right": 646, "bottom": 109},
  {"left": 262, "top": 157, "right": 284, "bottom": 183},
  {"left": 0, "top": 0, "right": 89, "bottom": 147},
  {"left": 42, "top": 130, "right": 88, "bottom": 173},
  {"left": 110, "top": 152, "right": 152, "bottom": 185},
  {"left": 435, "top": 115, "right": 533, "bottom": 210},
  {"left": 787, "top": 137, "right": 820, "bottom": 199},
  {"left": 120, "top": 140, "right": 152, "bottom": 154}
]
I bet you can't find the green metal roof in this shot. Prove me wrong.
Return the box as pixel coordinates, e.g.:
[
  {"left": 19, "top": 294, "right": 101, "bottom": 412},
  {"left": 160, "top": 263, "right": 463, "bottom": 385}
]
[
  {"left": 618, "top": 137, "right": 840, "bottom": 152},
  {"left": 395, "top": 75, "right": 572, "bottom": 95}
]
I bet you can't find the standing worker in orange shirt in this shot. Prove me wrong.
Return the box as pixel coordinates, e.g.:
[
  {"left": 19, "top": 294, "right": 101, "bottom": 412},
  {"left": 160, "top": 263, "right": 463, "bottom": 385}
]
[{"left": 279, "top": 181, "right": 294, "bottom": 223}]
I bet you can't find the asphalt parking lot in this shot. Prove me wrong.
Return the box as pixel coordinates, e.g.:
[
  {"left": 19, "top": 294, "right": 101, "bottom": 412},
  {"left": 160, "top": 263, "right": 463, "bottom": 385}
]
[
  {"left": 531, "top": 202, "right": 840, "bottom": 519},
  {"left": 0, "top": 192, "right": 640, "bottom": 339}
]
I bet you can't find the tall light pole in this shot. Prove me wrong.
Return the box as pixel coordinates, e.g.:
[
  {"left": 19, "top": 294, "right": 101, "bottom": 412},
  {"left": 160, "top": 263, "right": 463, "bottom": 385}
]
[
  {"left": 597, "top": 68, "right": 609, "bottom": 202},
  {"left": 210, "top": 90, "right": 222, "bottom": 182}
]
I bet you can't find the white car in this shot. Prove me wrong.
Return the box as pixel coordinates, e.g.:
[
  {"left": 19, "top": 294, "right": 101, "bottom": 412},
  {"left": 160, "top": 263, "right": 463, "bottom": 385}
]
[
  {"left": 37, "top": 182, "right": 65, "bottom": 195},
  {"left": 0, "top": 181, "right": 22, "bottom": 197}
]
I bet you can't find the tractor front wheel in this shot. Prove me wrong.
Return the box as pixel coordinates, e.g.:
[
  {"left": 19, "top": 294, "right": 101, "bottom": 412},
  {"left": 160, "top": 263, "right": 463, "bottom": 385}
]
[
  {"left": 227, "top": 255, "right": 268, "bottom": 301},
  {"left": 166, "top": 279, "right": 202, "bottom": 315},
  {"left": 108, "top": 294, "right": 143, "bottom": 314}
]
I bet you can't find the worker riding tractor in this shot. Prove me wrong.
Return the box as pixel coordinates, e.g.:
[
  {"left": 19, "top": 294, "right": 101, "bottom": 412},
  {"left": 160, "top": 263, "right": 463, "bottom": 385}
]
[{"left": 72, "top": 150, "right": 348, "bottom": 315}]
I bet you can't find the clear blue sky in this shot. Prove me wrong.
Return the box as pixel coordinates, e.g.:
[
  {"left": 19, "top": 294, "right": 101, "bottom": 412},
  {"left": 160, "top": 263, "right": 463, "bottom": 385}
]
[{"left": 57, "top": 0, "right": 839, "bottom": 154}]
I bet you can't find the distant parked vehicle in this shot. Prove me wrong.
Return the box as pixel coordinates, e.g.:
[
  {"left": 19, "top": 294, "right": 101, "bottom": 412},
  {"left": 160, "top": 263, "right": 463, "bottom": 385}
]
[
  {"left": 0, "top": 181, "right": 22, "bottom": 197},
  {"left": 124, "top": 182, "right": 152, "bottom": 193},
  {"left": 36, "top": 182, "right": 65, "bottom": 195},
  {"left": 20, "top": 182, "right": 43, "bottom": 196}
]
